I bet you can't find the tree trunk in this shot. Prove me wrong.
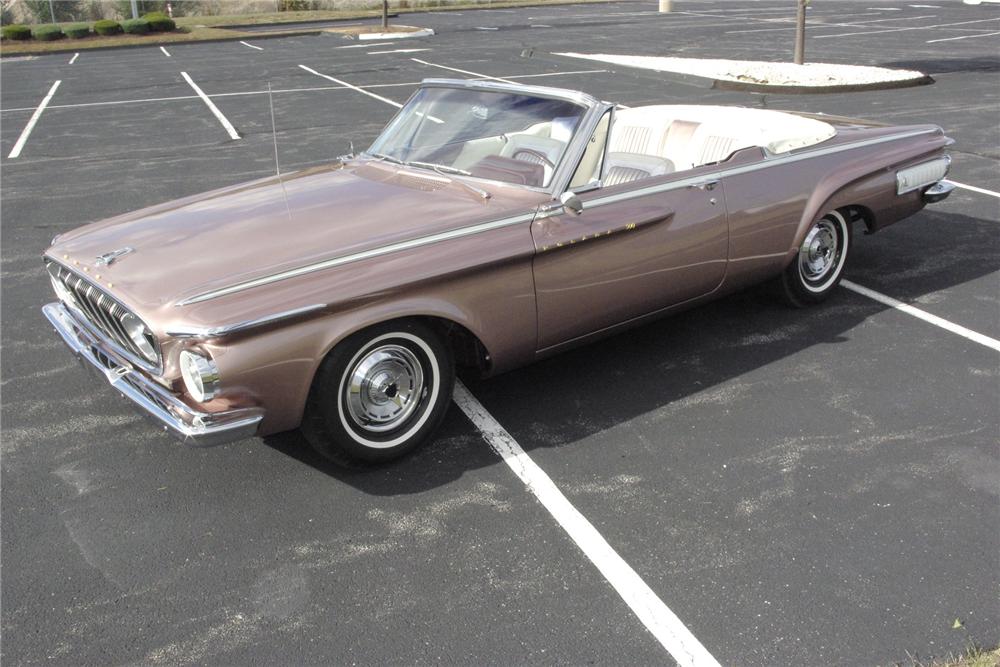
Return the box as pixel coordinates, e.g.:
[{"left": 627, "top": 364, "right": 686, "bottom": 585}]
[{"left": 382, "top": 0, "right": 389, "bottom": 30}]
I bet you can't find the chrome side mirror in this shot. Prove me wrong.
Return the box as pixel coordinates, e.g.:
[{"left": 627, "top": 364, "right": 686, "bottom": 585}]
[{"left": 560, "top": 191, "right": 584, "bottom": 216}]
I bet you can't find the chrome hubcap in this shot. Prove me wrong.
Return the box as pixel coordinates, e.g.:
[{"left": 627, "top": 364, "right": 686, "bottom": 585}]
[
  {"left": 345, "top": 344, "right": 424, "bottom": 433},
  {"left": 799, "top": 220, "right": 839, "bottom": 283}
]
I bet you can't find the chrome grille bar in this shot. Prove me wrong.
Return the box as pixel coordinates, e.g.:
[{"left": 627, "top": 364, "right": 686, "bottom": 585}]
[{"left": 45, "top": 261, "right": 160, "bottom": 369}]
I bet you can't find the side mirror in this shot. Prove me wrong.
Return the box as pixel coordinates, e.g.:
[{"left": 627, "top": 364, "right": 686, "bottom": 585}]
[{"left": 560, "top": 191, "right": 584, "bottom": 216}]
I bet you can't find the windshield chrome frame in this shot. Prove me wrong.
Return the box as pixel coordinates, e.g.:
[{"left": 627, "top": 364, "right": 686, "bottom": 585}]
[{"left": 365, "top": 78, "right": 612, "bottom": 197}]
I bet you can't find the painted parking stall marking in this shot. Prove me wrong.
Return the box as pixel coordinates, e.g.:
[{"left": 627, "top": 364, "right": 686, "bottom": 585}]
[
  {"left": 453, "top": 380, "right": 722, "bottom": 667},
  {"left": 7, "top": 80, "right": 61, "bottom": 159},
  {"left": 945, "top": 180, "right": 1000, "bottom": 199},
  {"left": 239, "top": 40, "right": 263, "bottom": 50},
  {"left": 160, "top": 46, "right": 171, "bottom": 57},
  {"left": 68, "top": 52, "right": 79, "bottom": 65},
  {"left": 298, "top": 64, "right": 402, "bottom": 108},
  {"left": 841, "top": 280, "right": 1000, "bottom": 352},
  {"left": 411, "top": 58, "right": 516, "bottom": 84},
  {"left": 180, "top": 72, "right": 240, "bottom": 140}
]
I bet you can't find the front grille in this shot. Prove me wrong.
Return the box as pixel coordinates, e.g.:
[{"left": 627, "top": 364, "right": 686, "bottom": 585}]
[{"left": 46, "top": 261, "right": 160, "bottom": 368}]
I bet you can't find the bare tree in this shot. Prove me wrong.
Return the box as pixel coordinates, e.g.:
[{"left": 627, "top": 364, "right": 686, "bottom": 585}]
[{"left": 793, "top": 0, "right": 808, "bottom": 64}]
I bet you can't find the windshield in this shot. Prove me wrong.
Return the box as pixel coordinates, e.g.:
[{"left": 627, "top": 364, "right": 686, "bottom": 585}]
[{"left": 366, "top": 86, "right": 588, "bottom": 189}]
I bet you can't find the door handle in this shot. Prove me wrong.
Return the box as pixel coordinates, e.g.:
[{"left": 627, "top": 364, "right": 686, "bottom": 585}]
[{"left": 691, "top": 179, "right": 720, "bottom": 191}]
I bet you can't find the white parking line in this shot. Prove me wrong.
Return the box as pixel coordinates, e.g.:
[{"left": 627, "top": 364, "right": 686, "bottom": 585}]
[
  {"left": 0, "top": 70, "right": 610, "bottom": 114},
  {"left": 7, "top": 80, "right": 60, "bottom": 159},
  {"left": 180, "top": 71, "right": 239, "bottom": 140},
  {"left": 475, "top": 26, "right": 499, "bottom": 30},
  {"left": 727, "top": 13, "right": 938, "bottom": 34},
  {"left": 816, "top": 17, "right": 1000, "bottom": 39},
  {"left": 841, "top": 280, "right": 1000, "bottom": 352},
  {"left": 160, "top": 46, "right": 171, "bottom": 57},
  {"left": 945, "top": 180, "right": 1000, "bottom": 198},
  {"left": 68, "top": 52, "right": 79, "bottom": 64},
  {"left": 410, "top": 58, "right": 516, "bottom": 84},
  {"left": 336, "top": 41, "right": 394, "bottom": 48},
  {"left": 367, "top": 48, "right": 430, "bottom": 54},
  {"left": 298, "top": 64, "right": 402, "bottom": 108},
  {"left": 452, "top": 380, "right": 721, "bottom": 667},
  {"left": 928, "top": 30, "right": 1000, "bottom": 43},
  {"left": 239, "top": 40, "right": 263, "bottom": 50}
]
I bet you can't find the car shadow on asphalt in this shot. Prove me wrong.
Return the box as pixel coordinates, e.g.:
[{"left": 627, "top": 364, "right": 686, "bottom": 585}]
[{"left": 262, "top": 211, "right": 999, "bottom": 493}]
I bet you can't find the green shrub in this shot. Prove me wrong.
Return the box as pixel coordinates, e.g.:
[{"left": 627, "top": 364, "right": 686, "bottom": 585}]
[
  {"left": 121, "top": 18, "right": 150, "bottom": 34},
  {"left": 1, "top": 24, "right": 32, "bottom": 41},
  {"left": 64, "top": 23, "right": 91, "bottom": 39},
  {"left": 93, "top": 19, "right": 122, "bottom": 35},
  {"left": 32, "top": 24, "right": 65, "bottom": 41},
  {"left": 142, "top": 11, "right": 175, "bottom": 31}
]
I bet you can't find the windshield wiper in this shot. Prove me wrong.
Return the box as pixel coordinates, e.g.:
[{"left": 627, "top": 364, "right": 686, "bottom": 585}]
[
  {"left": 367, "top": 151, "right": 405, "bottom": 165},
  {"left": 405, "top": 161, "right": 491, "bottom": 200}
]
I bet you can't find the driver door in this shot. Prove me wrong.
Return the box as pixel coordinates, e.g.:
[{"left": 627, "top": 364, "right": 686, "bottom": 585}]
[{"left": 530, "top": 164, "right": 729, "bottom": 351}]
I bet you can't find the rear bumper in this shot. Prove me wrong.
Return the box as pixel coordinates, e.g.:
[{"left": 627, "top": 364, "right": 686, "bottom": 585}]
[
  {"left": 922, "top": 180, "right": 955, "bottom": 204},
  {"left": 42, "top": 302, "right": 263, "bottom": 447}
]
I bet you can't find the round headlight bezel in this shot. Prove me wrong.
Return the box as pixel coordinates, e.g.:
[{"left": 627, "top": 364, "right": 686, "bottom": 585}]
[
  {"left": 179, "top": 350, "right": 220, "bottom": 403},
  {"left": 120, "top": 311, "right": 159, "bottom": 363}
]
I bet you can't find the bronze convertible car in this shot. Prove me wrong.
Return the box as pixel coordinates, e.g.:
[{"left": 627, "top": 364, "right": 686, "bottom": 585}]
[{"left": 42, "top": 78, "right": 954, "bottom": 464}]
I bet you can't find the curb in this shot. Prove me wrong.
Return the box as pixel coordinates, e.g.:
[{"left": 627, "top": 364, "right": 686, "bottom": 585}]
[
  {"left": 356, "top": 27, "right": 435, "bottom": 41},
  {"left": 711, "top": 75, "right": 935, "bottom": 95},
  {"left": 542, "top": 52, "right": 936, "bottom": 96}
]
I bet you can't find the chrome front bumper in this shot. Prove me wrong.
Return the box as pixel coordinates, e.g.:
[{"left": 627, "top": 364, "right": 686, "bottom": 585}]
[{"left": 42, "top": 302, "right": 263, "bottom": 446}]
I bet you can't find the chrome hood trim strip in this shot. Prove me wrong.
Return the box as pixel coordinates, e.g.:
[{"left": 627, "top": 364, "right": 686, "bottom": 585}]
[
  {"left": 167, "top": 303, "right": 327, "bottom": 338},
  {"left": 177, "top": 212, "right": 536, "bottom": 306}
]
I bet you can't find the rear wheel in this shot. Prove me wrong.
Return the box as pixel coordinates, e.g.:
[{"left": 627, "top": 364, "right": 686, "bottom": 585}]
[
  {"left": 779, "top": 210, "right": 851, "bottom": 307},
  {"left": 302, "top": 320, "right": 454, "bottom": 466}
]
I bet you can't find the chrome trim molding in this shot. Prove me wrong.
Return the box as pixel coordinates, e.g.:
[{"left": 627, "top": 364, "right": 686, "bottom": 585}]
[
  {"left": 586, "top": 128, "right": 939, "bottom": 210},
  {"left": 167, "top": 304, "right": 327, "bottom": 338},
  {"left": 177, "top": 213, "right": 536, "bottom": 306},
  {"left": 896, "top": 155, "right": 951, "bottom": 195},
  {"left": 419, "top": 77, "right": 600, "bottom": 108},
  {"left": 43, "top": 302, "right": 262, "bottom": 446}
]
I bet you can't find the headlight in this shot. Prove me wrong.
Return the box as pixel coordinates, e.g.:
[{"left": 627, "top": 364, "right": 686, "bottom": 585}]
[
  {"left": 179, "top": 350, "right": 220, "bottom": 402},
  {"left": 49, "top": 275, "right": 77, "bottom": 308},
  {"left": 120, "top": 312, "right": 158, "bottom": 363}
]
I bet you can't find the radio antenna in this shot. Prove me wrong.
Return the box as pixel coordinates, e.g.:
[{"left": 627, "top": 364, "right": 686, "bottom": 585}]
[{"left": 267, "top": 81, "right": 281, "bottom": 176}]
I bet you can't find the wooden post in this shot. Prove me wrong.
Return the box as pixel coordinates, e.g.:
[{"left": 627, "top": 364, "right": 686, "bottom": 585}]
[{"left": 793, "top": 0, "right": 806, "bottom": 65}]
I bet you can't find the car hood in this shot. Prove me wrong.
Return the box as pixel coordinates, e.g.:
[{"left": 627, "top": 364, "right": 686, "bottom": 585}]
[{"left": 47, "top": 160, "right": 546, "bottom": 312}]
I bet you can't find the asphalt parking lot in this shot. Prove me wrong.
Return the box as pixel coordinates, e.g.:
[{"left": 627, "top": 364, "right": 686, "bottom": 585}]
[{"left": 2, "top": 1, "right": 998, "bottom": 664}]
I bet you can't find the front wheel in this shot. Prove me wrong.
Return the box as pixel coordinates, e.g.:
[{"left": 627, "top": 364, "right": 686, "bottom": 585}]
[
  {"left": 779, "top": 209, "right": 852, "bottom": 307},
  {"left": 302, "top": 320, "right": 454, "bottom": 466}
]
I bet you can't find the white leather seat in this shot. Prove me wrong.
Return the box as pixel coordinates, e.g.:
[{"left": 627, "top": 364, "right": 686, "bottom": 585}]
[{"left": 499, "top": 134, "right": 564, "bottom": 186}]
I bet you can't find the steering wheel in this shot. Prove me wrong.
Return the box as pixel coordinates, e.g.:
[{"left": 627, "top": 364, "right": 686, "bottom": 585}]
[{"left": 513, "top": 148, "right": 556, "bottom": 170}]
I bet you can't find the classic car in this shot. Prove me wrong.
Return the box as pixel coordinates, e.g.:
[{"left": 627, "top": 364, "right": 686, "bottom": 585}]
[{"left": 42, "top": 78, "right": 954, "bottom": 465}]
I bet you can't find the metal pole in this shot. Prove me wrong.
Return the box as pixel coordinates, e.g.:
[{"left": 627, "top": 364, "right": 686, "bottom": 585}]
[
  {"left": 48, "top": 0, "right": 55, "bottom": 23},
  {"left": 382, "top": 0, "right": 389, "bottom": 29},
  {"left": 130, "top": 0, "right": 139, "bottom": 20},
  {"left": 793, "top": 0, "right": 806, "bottom": 65},
  {"left": 658, "top": 0, "right": 672, "bottom": 12}
]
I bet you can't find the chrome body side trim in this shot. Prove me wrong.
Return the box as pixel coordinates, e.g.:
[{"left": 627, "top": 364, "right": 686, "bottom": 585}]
[
  {"left": 43, "top": 302, "right": 262, "bottom": 446},
  {"left": 178, "top": 128, "right": 938, "bottom": 307},
  {"left": 177, "top": 213, "right": 536, "bottom": 305},
  {"left": 167, "top": 303, "right": 328, "bottom": 338},
  {"left": 586, "top": 128, "right": 938, "bottom": 210}
]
